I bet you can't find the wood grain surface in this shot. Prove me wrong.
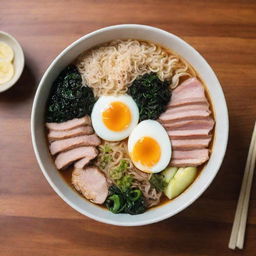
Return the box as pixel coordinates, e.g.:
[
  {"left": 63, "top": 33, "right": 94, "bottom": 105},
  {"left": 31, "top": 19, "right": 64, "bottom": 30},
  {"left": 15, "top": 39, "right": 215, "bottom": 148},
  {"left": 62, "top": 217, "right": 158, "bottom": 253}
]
[{"left": 0, "top": 0, "right": 256, "bottom": 255}]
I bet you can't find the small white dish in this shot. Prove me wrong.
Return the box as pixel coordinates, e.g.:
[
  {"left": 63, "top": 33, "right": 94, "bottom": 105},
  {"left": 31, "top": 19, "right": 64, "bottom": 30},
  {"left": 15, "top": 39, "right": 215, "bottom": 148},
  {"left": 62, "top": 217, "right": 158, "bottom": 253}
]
[
  {"left": 31, "top": 24, "right": 229, "bottom": 226},
  {"left": 0, "top": 31, "right": 25, "bottom": 93}
]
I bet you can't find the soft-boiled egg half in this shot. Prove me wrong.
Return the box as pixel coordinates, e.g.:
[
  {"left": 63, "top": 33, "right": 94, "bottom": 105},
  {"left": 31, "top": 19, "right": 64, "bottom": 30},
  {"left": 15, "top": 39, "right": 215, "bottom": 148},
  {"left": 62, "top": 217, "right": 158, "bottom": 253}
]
[
  {"left": 91, "top": 95, "right": 139, "bottom": 141},
  {"left": 128, "top": 120, "right": 172, "bottom": 173}
]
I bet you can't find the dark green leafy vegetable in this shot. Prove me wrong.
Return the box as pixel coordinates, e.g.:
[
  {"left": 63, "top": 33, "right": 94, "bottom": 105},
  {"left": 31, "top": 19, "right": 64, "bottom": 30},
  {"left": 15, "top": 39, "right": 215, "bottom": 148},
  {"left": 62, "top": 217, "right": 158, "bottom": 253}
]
[
  {"left": 46, "top": 65, "right": 96, "bottom": 123},
  {"left": 105, "top": 185, "right": 147, "bottom": 215},
  {"left": 128, "top": 72, "right": 171, "bottom": 121},
  {"left": 124, "top": 196, "right": 146, "bottom": 215},
  {"left": 105, "top": 194, "right": 123, "bottom": 214},
  {"left": 105, "top": 186, "right": 126, "bottom": 214},
  {"left": 125, "top": 189, "right": 142, "bottom": 201},
  {"left": 150, "top": 173, "right": 168, "bottom": 192}
]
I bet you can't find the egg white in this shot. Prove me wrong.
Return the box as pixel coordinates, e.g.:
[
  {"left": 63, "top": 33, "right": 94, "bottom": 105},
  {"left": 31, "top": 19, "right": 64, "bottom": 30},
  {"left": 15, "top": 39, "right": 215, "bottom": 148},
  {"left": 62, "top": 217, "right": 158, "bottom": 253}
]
[
  {"left": 128, "top": 120, "right": 172, "bottom": 173},
  {"left": 91, "top": 95, "right": 139, "bottom": 141}
]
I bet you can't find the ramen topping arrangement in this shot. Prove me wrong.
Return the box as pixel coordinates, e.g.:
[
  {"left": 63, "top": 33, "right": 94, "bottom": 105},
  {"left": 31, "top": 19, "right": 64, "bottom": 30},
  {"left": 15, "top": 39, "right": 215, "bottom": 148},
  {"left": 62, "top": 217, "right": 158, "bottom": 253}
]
[{"left": 45, "top": 40, "right": 215, "bottom": 215}]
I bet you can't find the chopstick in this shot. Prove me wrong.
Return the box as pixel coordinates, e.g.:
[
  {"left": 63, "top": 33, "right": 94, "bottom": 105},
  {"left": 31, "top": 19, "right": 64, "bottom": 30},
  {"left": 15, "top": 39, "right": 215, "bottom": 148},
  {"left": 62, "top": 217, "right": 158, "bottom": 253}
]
[
  {"left": 228, "top": 121, "right": 256, "bottom": 250},
  {"left": 236, "top": 126, "right": 256, "bottom": 249}
]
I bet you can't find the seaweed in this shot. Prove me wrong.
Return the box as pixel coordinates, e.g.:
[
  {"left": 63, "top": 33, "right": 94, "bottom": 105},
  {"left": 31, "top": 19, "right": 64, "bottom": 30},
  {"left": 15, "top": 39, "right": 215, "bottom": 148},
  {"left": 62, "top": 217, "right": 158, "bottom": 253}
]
[
  {"left": 128, "top": 72, "right": 171, "bottom": 121},
  {"left": 46, "top": 65, "right": 95, "bottom": 123}
]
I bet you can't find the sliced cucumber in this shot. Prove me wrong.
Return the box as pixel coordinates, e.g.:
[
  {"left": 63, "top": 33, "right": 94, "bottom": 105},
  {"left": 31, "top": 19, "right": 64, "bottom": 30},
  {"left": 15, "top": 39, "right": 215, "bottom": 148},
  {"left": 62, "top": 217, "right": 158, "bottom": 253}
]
[
  {"left": 164, "top": 167, "right": 197, "bottom": 199},
  {"left": 162, "top": 167, "right": 178, "bottom": 184}
]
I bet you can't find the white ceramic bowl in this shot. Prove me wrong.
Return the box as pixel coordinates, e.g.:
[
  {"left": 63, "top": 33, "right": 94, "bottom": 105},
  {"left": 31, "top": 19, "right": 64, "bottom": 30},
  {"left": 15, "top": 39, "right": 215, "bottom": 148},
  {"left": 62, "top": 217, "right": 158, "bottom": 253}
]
[
  {"left": 31, "top": 24, "right": 229, "bottom": 226},
  {"left": 0, "top": 31, "right": 24, "bottom": 93}
]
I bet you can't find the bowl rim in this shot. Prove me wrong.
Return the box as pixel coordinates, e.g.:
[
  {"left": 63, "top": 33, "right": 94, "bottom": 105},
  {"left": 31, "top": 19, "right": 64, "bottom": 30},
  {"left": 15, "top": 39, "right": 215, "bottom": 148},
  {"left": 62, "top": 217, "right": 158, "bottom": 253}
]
[
  {"left": 31, "top": 24, "right": 229, "bottom": 226},
  {"left": 0, "top": 31, "right": 25, "bottom": 93}
]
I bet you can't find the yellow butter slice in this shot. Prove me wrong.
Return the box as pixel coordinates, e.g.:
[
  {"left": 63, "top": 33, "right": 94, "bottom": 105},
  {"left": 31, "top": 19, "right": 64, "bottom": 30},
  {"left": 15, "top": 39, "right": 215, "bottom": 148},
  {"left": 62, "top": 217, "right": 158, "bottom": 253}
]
[
  {"left": 0, "top": 42, "right": 14, "bottom": 62},
  {"left": 0, "top": 61, "right": 14, "bottom": 84}
]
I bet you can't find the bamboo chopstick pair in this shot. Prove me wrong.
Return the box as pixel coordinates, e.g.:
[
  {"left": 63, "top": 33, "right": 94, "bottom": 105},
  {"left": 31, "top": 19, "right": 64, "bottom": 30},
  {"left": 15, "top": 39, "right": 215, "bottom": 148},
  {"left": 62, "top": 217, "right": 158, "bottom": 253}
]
[{"left": 229, "top": 121, "right": 256, "bottom": 250}]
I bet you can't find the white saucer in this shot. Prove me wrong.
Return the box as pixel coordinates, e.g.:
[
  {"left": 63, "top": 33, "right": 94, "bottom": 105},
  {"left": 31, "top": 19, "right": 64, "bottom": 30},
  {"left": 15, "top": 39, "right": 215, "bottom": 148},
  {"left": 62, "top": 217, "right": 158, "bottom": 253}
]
[{"left": 0, "top": 31, "right": 25, "bottom": 93}]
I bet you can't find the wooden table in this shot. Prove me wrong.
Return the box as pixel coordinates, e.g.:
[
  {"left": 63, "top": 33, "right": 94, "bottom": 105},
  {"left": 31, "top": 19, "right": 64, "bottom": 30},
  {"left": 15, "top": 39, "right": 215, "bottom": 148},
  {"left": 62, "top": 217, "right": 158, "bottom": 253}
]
[{"left": 0, "top": 0, "right": 255, "bottom": 255}]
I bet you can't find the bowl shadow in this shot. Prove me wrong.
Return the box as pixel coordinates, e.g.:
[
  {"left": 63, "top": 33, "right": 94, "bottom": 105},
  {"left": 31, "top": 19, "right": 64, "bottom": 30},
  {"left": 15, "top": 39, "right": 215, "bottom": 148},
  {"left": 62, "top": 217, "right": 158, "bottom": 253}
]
[{"left": 0, "top": 64, "right": 37, "bottom": 103}]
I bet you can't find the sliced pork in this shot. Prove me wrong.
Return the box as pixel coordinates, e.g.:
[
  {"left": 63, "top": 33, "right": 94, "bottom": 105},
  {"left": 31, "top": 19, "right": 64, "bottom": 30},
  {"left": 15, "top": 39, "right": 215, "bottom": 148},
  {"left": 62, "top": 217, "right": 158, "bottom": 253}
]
[
  {"left": 48, "top": 126, "right": 93, "bottom": 141},
  {"left": 165, "top": 102, "right": 209, "bottom": 115},
  {"left": 167, "top": 129, "right": 212, "bottom": 139},
  {"left": 159, "top": 77, "right": 214, "bottom": 167},
  {"left": 160, "top": 107, "right": 210, "bottom": 123},
  {"left": 172, "top": 78, "right": 205, "bottom": 99},
  {"left": 55, "top": 146, "right": 98, "bottom": 170},
  {"left": 50, "top": 134, "right": 101, "bottom": 155},
  {"left": 168, "top": 97, "right": 208, "bottom": 108},
  {"left": 172, "top": 149, "right": 209, "bottom": 160},
  {"left": 46, "top": 116, "right": 91, "bottom": 131},
  {"left": 74, "top": 154, "right": 98, "bottom": 169},
  {"left": 170, "top": 158, "right": 209, "bottom": 167},
  {"left": 171, "top": 138, "right": 212, "bottom": 150},
  {"left": 162, "top": 118, "right": 214, "bottom": 131},
  {"left": 72, "top": 167, "right": 108, "bottom": 204}
]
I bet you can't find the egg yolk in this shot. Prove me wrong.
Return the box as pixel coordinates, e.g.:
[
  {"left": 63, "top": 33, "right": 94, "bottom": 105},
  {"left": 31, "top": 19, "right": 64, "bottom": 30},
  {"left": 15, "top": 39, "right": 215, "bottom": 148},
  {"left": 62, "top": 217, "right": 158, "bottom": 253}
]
[
  {"left": 102, "top": 101, "right": 131, "bottom": 132},
  {"left": 132, "top": 137, "right": 161, "bottom": 167}
]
